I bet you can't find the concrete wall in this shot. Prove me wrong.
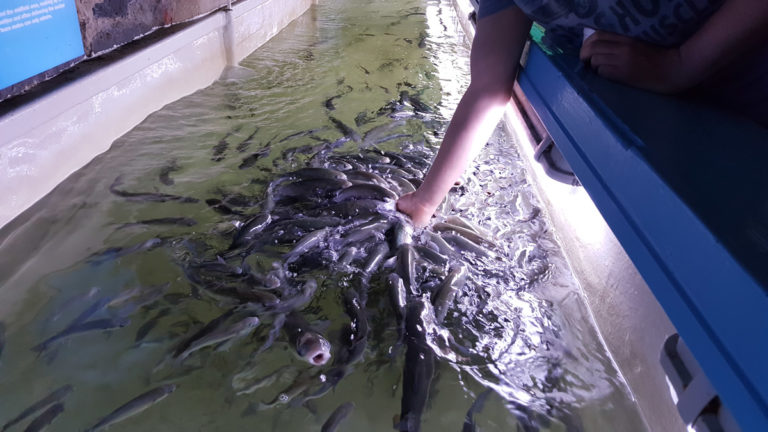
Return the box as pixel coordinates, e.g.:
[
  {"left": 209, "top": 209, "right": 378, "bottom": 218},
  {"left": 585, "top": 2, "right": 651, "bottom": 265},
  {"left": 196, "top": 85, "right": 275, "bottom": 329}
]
[
  {"left": 0, "top": 0, "right": 315, "bottom": 230},
  {"left": 78, "top": 0, "right": 227, "bottom": 56},
  {"left": 0, "top": 1, "right": 230, "bottom": 102}
]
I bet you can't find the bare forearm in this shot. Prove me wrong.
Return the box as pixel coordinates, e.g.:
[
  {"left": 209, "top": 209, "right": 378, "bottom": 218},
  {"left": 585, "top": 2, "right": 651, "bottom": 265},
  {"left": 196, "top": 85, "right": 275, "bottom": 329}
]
[
  {"left": 681, "top": 0, "right": 768, "bottom": 85},
  {"left": 415, "top": 7, "right": 531, "bottom": 208},
  {"left": 396, "top": 7, "right": 531, "bottom": 226},
  {"left": 418, "top": 85, "right": 511, "bottom": 208}
]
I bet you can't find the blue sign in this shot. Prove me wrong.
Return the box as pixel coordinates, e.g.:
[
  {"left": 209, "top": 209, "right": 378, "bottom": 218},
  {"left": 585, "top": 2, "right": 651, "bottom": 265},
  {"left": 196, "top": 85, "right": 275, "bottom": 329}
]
[{"left": 0, "top": 0, "right": 84, "bottom": 91}]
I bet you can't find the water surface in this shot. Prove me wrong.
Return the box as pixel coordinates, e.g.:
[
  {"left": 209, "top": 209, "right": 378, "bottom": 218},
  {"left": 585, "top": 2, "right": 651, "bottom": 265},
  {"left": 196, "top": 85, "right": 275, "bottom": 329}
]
[{"left": 0, "top": 1, "right": 647, "bottom": 431}]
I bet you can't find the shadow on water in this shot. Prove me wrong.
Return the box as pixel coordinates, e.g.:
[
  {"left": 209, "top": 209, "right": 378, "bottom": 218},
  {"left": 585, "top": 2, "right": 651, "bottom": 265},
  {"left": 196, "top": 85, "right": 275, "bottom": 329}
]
[{"left": 0, "top": 0, "right": 647, "bottom": 431}]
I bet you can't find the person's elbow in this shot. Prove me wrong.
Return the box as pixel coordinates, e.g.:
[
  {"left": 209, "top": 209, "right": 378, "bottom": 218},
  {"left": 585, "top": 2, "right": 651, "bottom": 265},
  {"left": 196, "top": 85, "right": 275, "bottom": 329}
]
[{"left": 466, "top": 72, "right": 516, "bottom": 107}]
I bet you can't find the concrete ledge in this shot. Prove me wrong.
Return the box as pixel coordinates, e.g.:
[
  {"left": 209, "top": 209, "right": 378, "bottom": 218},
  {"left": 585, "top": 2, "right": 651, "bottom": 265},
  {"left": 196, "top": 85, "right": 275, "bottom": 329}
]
[{"left": 0, "top": 0, "right": 315, "bottom": 230}]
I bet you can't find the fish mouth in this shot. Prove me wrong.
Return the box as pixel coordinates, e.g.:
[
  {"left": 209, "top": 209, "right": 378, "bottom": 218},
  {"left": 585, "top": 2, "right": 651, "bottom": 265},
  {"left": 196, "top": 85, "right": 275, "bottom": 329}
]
[{"left": 308, "top": 350, "right": 331, "bottom": 366}]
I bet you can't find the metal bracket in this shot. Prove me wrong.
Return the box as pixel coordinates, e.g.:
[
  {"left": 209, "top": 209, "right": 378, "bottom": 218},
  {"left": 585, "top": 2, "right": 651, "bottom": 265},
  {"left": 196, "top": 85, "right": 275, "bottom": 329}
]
[{"left": 660, "top": 334, "right": 741, "bottom": 431}]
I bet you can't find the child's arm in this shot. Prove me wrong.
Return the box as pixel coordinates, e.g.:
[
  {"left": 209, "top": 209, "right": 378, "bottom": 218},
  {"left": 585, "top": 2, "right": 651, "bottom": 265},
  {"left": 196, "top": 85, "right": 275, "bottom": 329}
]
[
  {"left": 397, "top": 7, "right": 532, "bottom": 226},
  {"left": 580, "top": 0, "right": 768, "bottom": 93}
]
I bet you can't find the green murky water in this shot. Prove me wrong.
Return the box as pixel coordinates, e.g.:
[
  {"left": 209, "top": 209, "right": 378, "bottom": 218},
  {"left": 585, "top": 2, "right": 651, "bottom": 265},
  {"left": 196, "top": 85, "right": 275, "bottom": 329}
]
[{"left": 0, "top": 1, "right": 647, "bottom": 431}]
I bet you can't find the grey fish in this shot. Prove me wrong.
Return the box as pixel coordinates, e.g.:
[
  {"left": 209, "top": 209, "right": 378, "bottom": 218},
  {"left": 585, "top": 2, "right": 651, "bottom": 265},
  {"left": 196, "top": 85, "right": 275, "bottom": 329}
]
[
  {"left": 377, "top": 151, "right": 412, "bottom": 169},
  {"left": 361, "top": 119, "right": 406, "bottom": 145},
  {"left": 171, "top": 308, "right": 236, "bottom": 359},
  {"left": 212, "top": 286, "right": 280, "bottom": 307},
  {"left": 277, "top": 127, "right": 327, "bottom": 144},
  {"left": 399, "top": 90, "right": 433, "bottom": 114},
  {"left": 66, "top": 297, "right": 112, "bottom": 329},
  {"left": 176, "top": 316, "right": 260, "bottom": 363},
  {"left": 109, "top": 177, "right": 198, "bottom": 203},
  {"left": 116, "top": 217, "right": 197, "bottom": 229},
  {"left": 253, "top": 313, "right": 286, "bottom": 355},
  {"left": 461, "top": 390, "right": 492, "bottom": 432},
  {"left": 232, "top": 365, "right": 294, "bottom": 395},
  {"left": 264, "top": 215, "right": 343, "bottom": 234},
  {"left": 432, "top": 265, "right": 467, "bottom": 323},
  {"left": 321, "top": 402, "right": 355, "bottom": 432},
  {"left": 370, "top": 163, "right": 411, "bottom": 178},
  {"left": 393, "top": 221, "right": 414, "bottom": 247},
  {"left": 335, "top": 183, "right": 398, "bottom": 202},
  {"left": 406, "top": 177, "right": 423, "bottom": 189},
  {"left": 362, "top": 243, "right": 390, "bottom": 275},
  {"left": 305, "top": 199, "right": 385, "bottom": 220},
  {"left": 135, "top": 307, "right": 172, "bottom": 342},
  {"left": 205, "top": 198, "right": 244, "bottom": 216},
  {"left": 268, "top": 279, "right": 317, "bottom": 314},
  {"left": 391, "top": 151, "right": 431, "bottom": 171},
  {"left": 354, "top": 110, "right": 375, "bottom": 127},
  {"left": 235, "top": 127, "right": 260, "bottom": 153},
  {"left": 414, "top": 245, "right": 449, "bottom": 269},
  {"left": 244, "top": 373, "right": 312, "bottom": 414},
  {"left": 283, "top": 167, "right": 348, "bottom": 182},
  {"left": 336, "top": 289, "right": 368, "bottom": 366},
  {"left": 296, "top": 367, "right": 348, "bottom": 407},
  {"left": 158, "top": 159, "right": 180, "bottom": 186},
  {"left": 229, "top": 213, "right": 271, "bottom": 249},
  {"left": 1, "top": 385, "right": 72, "bottom": 432},
  {"left": 324, "top": 87, "right": 352, "bottom": 111},
  {"left": 334, "top": 219, "right": 390, "bottom": 248},
  {"left": 283, "top": 311, "right": 331, "bottom": 366},
  {"left": 441, "top": 233, "right": 493, "bottom": 258},
  {"left": 108, "top": 283, "right": 168, "bottom": 310},
  {"left": 84, "top": 384, "right": 176, "bottom": 432},
  {"left": 325, "top": 95, "right": 339, "bottom": 111},
  {"left": 213, "top": 124, "right": 247, "bottom": 159},
  {"left": 386, "top": 273, "right": 406, "bottom": 344},
  {"left": 372, "top": 134, "right": 412, "bottom": 144},
  {"left": 275, "top": 178, "right": 352, "bottom": 201},
  {"left": 48, "top": 287, "right": 102, "bottom": 324},
  {"left": 338, "top": 246, "right": 361, "bottom": 266},
  {"left": 432, "top": 222, "right": 495, "bottom": 248},
  {"left": 326, "top": 156, "right": 364, "bottom": 171},
  {"left": 444, "top": 216, "right": 490, "bottom": 237},
  {"left": 87, "top": 238, "right": 163, "bottom": 265},
  {"left": 344, "top": 170, "right": 389, "bottom": 187},
  {"left": 238, "top": 148, "right": 270, "bottom": 169},
  {"left": 32, "top": 318, "right": 130, "bottom": 353},
  {"left": 328, "top": 116, "right": 361, "bottom": 142},
  {"left": 426, "top": 232, "right": 455, "bottom": 257},
  {"left": 388, "top": 176, "right": 416, "bottom": 194},
  {"left": 285, "top": 228, "right": 331, "bottom": 264},
  {"left": 349, "top": 152, "right": 391, "bottom": 165},
  {"left": 417, "top": 31, "right": 427, "bottom": 49},
  {"left": 22, "top": 402, "right": 64, "bottom": 432},
  {"left": 395, "top": 244, "right": 417, "bottom": 296},
  {"left": 397, "top": 298, "right": 435, "bottom": 432}
]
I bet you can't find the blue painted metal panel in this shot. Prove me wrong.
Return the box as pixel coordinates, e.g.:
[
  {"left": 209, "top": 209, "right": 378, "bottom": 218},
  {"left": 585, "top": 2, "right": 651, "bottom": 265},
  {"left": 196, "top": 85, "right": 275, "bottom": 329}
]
[
  {"left": 0, "top": 0, "right": 84, "bottom": 90},
  {"left": 518, "top": 43, "right": 768, "bottom": 430}
]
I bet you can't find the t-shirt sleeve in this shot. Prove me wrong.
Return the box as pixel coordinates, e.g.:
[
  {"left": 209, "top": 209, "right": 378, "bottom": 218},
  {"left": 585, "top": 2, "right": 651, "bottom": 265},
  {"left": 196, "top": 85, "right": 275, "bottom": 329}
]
[{"left": 477, "top": 0, "right": 517, "bottom": 19}]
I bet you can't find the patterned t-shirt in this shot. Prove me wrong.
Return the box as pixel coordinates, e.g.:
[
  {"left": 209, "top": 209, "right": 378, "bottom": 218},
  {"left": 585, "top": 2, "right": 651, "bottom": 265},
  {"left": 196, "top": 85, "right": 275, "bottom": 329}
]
[{"left": 478, "top": 0, "right": 724, "bottom": 50}]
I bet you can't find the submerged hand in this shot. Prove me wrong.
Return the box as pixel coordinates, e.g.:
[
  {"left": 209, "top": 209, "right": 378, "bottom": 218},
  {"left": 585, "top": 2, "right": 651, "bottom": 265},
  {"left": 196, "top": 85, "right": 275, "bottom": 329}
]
[
  {"left": 396, "top": 192, "right": 438, "bottom": 227},
  {"left": 580, "top": 31, "right": 691, "bottom": 94}
]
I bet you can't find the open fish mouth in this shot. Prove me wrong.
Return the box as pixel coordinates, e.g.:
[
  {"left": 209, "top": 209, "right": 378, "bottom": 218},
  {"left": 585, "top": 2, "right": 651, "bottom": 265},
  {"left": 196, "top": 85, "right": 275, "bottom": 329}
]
[
  {"left": 308, "top": 349, "right": 331, "bottom": 366},
  {"left": 298, "top": 334, "right": 332, "bottom": 366}
]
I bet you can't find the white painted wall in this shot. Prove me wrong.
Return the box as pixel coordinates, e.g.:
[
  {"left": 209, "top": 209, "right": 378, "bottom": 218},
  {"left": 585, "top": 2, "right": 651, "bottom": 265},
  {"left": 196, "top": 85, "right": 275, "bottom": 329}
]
[{"left": 0, "top": 0, "right": 315, "bottom": 229}]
